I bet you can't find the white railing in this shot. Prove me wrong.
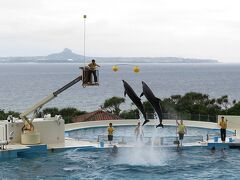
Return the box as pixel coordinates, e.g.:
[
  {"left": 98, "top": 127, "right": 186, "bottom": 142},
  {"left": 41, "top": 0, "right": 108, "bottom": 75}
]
[{"left": 72, "top": 134, "right": 204, "bottom": 146}]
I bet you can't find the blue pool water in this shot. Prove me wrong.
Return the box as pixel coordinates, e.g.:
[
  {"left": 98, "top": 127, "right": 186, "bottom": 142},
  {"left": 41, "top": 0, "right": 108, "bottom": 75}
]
[
  {"left": 0, "top": 126, "right": 236, "bottom": 179},
  {"left": 1, "top": 147, "right": 240, "bottom": 179},
  {"left": 67, "top": 125, "right": 231, "bottom": 142}
]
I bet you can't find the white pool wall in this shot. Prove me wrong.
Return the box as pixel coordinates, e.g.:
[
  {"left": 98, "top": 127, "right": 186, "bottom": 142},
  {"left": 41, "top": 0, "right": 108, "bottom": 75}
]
[{"left": 65, "top": 119, "right": 219, "bottom": 131}]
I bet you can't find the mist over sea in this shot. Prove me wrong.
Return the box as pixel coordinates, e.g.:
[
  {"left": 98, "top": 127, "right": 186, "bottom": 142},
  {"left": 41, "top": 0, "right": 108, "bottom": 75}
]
[{"left": 0, "top": 63, "right": 239, "bottom": 112}]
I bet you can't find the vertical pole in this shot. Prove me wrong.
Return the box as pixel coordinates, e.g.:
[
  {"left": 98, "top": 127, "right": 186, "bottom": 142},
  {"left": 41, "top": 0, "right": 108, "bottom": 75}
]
[
  {"left": 82, "top": 15, "right": 87, "bottom": 85},
  {"left": 83, "top": 15, "right": 87, "bottom": 66}
]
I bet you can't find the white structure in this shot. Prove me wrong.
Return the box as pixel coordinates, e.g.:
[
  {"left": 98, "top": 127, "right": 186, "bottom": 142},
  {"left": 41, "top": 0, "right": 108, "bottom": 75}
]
[
  {"left": 0, "top": 116, "right": 65, "bottom": 145},
  {"left": 4, "top": 67, "right": 99, "bottom": 145}
]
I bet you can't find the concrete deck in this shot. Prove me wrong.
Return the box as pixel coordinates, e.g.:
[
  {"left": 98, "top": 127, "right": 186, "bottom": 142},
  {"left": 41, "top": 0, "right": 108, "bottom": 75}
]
[
  {"left": 63, "top": 119, "right": 238, "bottom": 151},
  {"left": 1, "top": 119, "right": 238, "bottom": 159}
]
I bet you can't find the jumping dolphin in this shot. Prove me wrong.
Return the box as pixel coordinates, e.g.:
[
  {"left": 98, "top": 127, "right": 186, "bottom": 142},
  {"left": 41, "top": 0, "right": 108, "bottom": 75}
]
[
  {"left": 140, "top": 81, "right": 164, "bottom": 128},
  {"left": 122, "top": 80, "right": 149, "bottom": 126}
]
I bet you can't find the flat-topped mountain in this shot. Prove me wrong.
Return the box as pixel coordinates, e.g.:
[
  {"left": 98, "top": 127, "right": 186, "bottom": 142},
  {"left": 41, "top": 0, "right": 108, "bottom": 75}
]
[
  {"left": 46, "top": 48, "right": 84, "bottom": 61},
  {"left": 0, "top": 48, "right": 219, "bottom": 63}
]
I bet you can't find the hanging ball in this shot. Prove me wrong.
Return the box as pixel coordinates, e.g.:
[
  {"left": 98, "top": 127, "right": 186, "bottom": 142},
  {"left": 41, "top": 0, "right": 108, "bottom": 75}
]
[
  {"left": 133, "top": 66, "right": 140, "bottom": 73},
  {"left": 112, "top": 65, "right": 119, "bottom": 72}
]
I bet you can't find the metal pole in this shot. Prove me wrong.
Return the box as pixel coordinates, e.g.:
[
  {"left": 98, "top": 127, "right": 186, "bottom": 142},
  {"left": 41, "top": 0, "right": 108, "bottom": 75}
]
[{"left": 83, "top": 15, "right": 87, "bottom": 66}]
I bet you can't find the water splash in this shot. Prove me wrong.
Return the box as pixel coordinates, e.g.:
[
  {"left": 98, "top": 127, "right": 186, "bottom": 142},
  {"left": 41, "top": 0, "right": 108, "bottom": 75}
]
[
  {"left": 114, "top": 117, "right": 168, "bottom": 166},
  {"left": 115, "top": 146, "right": 168, "bottom": 166}
]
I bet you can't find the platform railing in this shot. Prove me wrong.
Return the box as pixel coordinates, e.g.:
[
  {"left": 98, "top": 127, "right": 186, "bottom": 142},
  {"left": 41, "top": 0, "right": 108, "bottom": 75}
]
[
  {"left": 206, "top": 132, "right": 235, "bottom": 142},
  {"left": 95, "top": 135, "right": 204, "bottom": 146}
]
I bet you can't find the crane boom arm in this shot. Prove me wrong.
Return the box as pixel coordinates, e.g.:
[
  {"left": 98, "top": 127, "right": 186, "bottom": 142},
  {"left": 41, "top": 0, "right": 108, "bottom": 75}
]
[
  {"left": 20, "top": 94, "right": 55, "bottom": 120},
  {"left": 20, "top": 75, "right": 82, "bottom": 122}
]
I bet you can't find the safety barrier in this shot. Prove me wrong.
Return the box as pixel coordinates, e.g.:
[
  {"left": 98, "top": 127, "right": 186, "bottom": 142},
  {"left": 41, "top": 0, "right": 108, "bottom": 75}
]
[
  {"left": 93, "top": 135, "right": 204, "bottom": 146},
  {"left": 206, "top": 132, "right": 235, "bottom": 143}
]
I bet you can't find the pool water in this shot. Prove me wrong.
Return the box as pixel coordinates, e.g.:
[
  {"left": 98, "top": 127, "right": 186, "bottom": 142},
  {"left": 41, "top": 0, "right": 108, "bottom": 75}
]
[
  {"left": 67, "top": 125, "right": 230, "bottom": 142},
  {"left": 1, "top": 147, "right": 240, "bottom": 179},
  {"left": 0, "top": 126, "right": 236, "bottom": 179}
]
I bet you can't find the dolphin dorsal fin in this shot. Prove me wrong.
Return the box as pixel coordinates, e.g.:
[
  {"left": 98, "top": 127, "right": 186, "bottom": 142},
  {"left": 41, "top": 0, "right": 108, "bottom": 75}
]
[{"left": 140, "top": 92, "right": 144, "bottom": 98}]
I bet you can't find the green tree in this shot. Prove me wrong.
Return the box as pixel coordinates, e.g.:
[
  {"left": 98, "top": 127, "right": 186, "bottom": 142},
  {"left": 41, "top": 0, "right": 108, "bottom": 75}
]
[
  {"left": 216, "top": 95, "right": 230, "bottom": 111},
  {"left": 175, "top": 92, "right": 210, "bottom": 115},
  {"left": 170, "top": 95, "right": 182, "bottom": 104},
  {"left": 59, "top": 107, "right": 86, "bottom": 124},
  {"left": 120, "top": 109, "right": 139, "bottom": 119},
  {"left": 101, "top": 96, "right": 125, "bottom": 115},
  {"left": 143, "top": 101, "right": 155, "bottom": 119},
  {"left": 42, "top": 107, "right": 59, "bottom": 117},
  {"left": 160, "top": 92, "right": 223, "bottom": 121},
  {"left": 161, "top": 98, "right": 177, "bottom": 114},
  {"left": 0, "top": 109, "right": 20, "bottom": 120},
  {"left": 41, "top": 107, "right": 86, "bottom": 124},
  {"left": 227, "top": 102, "right": 240, "bottom": 115}
]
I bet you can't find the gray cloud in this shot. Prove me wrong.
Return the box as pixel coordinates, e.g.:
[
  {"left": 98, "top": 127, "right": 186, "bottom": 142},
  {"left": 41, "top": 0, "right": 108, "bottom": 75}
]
[{"left": 0, "top": 0, "right": 240, "bottom": 62}]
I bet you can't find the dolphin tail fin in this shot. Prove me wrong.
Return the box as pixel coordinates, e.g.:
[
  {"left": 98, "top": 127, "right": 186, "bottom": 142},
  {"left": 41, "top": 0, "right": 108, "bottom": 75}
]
[
  {"left": 142, "top": 119, "right": 150, "bottom": 126},
  {"left": 140, "top": 92, "right": 144, "bottom": 98},
  {"left": 156, "top": 123, "right": 164, "bottom": 128},
  {"left": 124, "top": 90, "right": 127, "bottom": 97}
]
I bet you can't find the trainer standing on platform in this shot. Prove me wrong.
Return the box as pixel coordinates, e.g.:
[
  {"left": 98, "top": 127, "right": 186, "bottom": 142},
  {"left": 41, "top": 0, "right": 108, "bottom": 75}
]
[
  {"left": 219, "top": 116, "right": 228, "bottom": 143},
  {"left": 107, "top": 123, "right": 114, "bottom": 145},
  {"left": 176, "top": 120, "right": 187, "bottom": 147},
  {"left": 88, "top": 59, "right": 100, "bottom": 83}
]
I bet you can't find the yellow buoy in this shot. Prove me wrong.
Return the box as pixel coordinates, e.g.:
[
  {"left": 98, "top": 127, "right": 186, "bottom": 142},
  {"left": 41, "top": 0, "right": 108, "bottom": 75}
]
[
  {"left": 112, "top": 65, "right": 119, "bottom": 72},
  {"left": 133, "top": 66, "right": 140, "bottom": 73}
]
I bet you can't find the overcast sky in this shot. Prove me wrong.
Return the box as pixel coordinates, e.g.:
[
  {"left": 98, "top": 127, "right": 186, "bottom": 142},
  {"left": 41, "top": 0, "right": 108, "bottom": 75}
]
[{"left": 0, "top": 0, "right": 240, "bottom": 62}]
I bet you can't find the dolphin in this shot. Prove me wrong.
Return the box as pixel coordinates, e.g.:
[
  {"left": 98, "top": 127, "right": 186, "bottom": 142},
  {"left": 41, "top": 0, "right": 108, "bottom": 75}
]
[
  {"left": 122, "top": 80, "right": 149, "bottom": 126},
  {"left": 140, "top": 81, "right": 164, "bottom": 128}
]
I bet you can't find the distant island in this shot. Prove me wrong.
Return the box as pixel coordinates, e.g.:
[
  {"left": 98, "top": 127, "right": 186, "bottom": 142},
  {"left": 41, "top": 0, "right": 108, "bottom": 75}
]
[{"left": 0, "top": 48, "right": 219, "bottom": 63}]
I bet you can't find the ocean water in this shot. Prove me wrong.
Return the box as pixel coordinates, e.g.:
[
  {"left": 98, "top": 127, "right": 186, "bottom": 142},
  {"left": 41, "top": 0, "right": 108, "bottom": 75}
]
[{"left": 0, "top": 63, "right": 239, "bottom": 112}]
